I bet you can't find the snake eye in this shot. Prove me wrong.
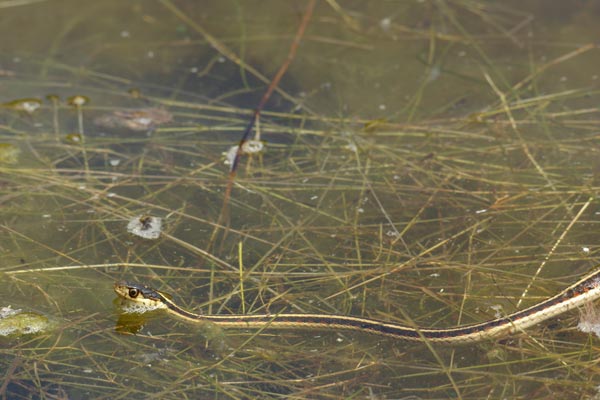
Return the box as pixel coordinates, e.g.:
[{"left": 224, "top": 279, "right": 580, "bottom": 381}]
[{"left": 128, "top": 288, "right": 140, "bottom": 298}]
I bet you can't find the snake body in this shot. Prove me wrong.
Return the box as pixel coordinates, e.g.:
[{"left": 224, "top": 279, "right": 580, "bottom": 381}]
[{"left": 114, "top": 269, "right": 600, "bottom": 344}]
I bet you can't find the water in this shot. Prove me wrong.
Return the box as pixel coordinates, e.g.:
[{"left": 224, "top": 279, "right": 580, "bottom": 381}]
[{"left": 1, "top": 1, "right": 600, "bottom": 398}]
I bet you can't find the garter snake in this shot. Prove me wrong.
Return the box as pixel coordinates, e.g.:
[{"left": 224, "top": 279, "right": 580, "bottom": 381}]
[{"left": 114, "top": 269, "right": 600, "bottom": 343}]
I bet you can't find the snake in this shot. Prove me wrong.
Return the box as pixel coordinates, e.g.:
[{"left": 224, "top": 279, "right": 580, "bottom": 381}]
[{"left": 114, "top": 269, "right": 600, "bottom": 344}]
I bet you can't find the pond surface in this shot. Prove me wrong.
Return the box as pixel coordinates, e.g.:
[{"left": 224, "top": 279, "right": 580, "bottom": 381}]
[{"left": 2, "top": 1, "right": 600, "bottom": 399}]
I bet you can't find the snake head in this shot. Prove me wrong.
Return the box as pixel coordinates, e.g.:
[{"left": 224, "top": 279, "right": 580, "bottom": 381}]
[{"left": 114, "top": 281, "right": 168, "bottom": 306}]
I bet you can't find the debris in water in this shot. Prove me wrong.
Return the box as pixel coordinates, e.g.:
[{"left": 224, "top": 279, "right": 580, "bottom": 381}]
[
  {"left": 94, "top": 108, "right": 172, "bottom": 131},
  {"left": 67, "top": 95, "right": 90, "bottom": 107},
  {"left": 2, "top": 98, "right": 42, "bottom": 114},
  {"left": 223, "top": 140, "right": 264, "bottom": 165},
  {"left": 578, "top": 302, "right": 600, "bottom": 338},
  {"left": 64, "top": 133, "right": 82, "bottom": 144},
  {"left": 127, "top": 215, "right": 162, "bottom": 239}
]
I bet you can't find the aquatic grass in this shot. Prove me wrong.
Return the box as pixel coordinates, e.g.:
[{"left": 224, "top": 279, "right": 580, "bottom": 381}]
[{"left": 2, "top": 1, "right": 600, "bottom": 399}]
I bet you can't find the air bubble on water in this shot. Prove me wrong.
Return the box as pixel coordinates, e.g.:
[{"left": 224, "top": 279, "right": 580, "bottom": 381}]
[
  {"left": 223, "top": 146, "right": 238, "bottom": 165},
  {"left": 120, "top": 300, "right": 164, "bottom": 314},
  {"left": 0, "top": 306, "right": 21, "bottom": 318},
  {"left": 380, "top": 17, "right": 392, "bottom": 31},
  {"left": 344, "top": 142, "right": 357, "bottom": 153},
  {"left": 490, "top": 305, "right": 503, "bottom": 319},
  {"left": 426, "top": 65, "right": 441, "bottom": 82}
]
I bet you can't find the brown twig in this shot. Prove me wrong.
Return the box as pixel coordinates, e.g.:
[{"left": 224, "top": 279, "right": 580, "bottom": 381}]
[{"left": 211, "top": 0, "right": 317, "bottom": 247}]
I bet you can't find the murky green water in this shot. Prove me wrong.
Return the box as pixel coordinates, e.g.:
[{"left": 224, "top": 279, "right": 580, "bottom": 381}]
[{"left": 2, "top": 1, "right": 600, "bottom": 398}]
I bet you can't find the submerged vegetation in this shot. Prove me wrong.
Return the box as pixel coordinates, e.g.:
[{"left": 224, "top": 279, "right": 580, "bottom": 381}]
[{"left": 2, "top": 0, "right": 600, "bottom": 399}]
